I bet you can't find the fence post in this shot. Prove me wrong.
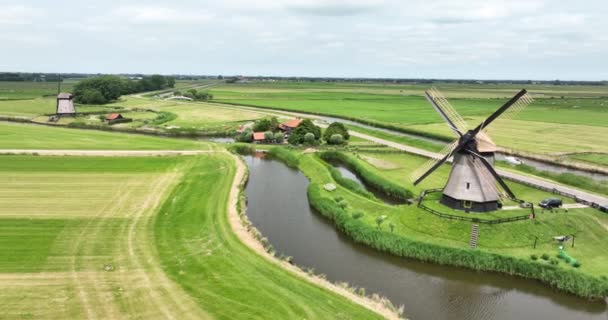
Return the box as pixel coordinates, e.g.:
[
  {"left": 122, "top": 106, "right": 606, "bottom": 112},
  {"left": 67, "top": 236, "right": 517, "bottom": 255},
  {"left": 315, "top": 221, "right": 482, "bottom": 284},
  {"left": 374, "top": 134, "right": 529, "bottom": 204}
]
[
  {"left": 533, "top": 236, "right": 538, "bottom": 249},
  {"left": 572, "top": 235, "right": 575, "bottom": 248}
]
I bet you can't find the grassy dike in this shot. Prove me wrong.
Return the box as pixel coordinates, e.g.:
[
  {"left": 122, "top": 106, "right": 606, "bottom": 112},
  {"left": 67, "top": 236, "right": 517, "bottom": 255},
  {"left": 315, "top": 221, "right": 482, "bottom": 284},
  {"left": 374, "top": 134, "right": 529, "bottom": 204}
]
[
  {"left": 263, "top": 147, "right": 608, "bottom": 300},
  {"left": 154, "top": 153, "right": 386, "bottom": 319}
]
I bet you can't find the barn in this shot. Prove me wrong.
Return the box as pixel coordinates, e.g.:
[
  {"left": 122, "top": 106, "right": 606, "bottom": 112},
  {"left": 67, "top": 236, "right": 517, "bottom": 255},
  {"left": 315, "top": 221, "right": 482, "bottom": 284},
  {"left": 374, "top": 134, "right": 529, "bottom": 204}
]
[{"left": 278, "top": 119, "right": 302, "bottom": 135}]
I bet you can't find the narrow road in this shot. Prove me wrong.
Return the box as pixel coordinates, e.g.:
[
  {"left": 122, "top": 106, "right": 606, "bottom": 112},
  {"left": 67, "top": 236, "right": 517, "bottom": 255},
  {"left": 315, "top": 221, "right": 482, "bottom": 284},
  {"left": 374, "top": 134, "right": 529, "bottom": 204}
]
[{"left": 209, "top": 102, "right": 608, "bottom": 207}]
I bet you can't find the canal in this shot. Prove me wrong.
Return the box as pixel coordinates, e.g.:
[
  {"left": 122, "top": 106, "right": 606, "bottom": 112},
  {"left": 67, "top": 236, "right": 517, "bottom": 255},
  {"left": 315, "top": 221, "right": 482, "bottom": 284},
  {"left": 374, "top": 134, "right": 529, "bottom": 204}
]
[{"left": 243, "top": 154, "right": 607, "bottom": 320}]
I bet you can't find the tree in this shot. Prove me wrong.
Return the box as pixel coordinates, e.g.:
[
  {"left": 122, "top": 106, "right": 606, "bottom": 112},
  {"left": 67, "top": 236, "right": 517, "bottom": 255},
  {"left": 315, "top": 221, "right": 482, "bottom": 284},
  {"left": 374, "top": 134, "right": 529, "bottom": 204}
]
[
  {"left": 328, "top": 134, "right": 344, "bottom": 145},
  {"left": 274, "top": 132, "right": 284, "bottom": 143},
  {"left": 237, "top": 130, "right": 253, "bottom": 143},
  {"left": 304, "top": 132, "right": 315, "bottom": 144},
  {"left": 77, "top": 88, "right": 107, "bottom": 104},
  {"left": 388, "top": 222, "right": 396, "bottom": 233},
  {"left": 253, "top": 118, "right": 272, "bottom": 132},
  {"left": 264, "top": 131, "right": 274, "bottom": 143},
  {"left": 288, "top": 133, "right": 302, "bottom": 145},
  {"left": 294, "top": 119, "right": 321, "bottom": 139},
  {"left": 323, "top": 122, "right": 349, "bottom": 141}
]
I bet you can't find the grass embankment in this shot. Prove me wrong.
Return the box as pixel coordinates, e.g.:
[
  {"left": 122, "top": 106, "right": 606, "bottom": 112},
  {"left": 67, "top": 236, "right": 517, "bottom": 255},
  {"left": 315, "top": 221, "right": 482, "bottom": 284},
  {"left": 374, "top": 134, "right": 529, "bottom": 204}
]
[
  {"left": 0, "top": 121, "right": 211, "bottom": 150},
  {"left": 154, "top": 153, "right": 383, "bottom": 319},
  {"left": 319, "top": 151, "right": 413, "bottom": 200},
  {"left": 500, "top": 162, "right": 608, "bottom": 196},
  {"left": 261, "top": 147, "right": 608, "bottom": 299},
  {"left": 568, "top": 153, "right": 608, "bottom": 167}
]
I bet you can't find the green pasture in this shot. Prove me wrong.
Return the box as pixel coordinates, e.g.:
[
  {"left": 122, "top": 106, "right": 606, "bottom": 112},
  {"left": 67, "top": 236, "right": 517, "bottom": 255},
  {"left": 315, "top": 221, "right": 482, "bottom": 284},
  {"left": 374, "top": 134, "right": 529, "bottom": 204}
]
[
  {"left": 0, "top": 154, "right": 380, "bottom": 319},
  {"left": 211, "top": 82, "right": 608, "bottom": 155},
  {"left": 156, "top": 154, "right": 380, "bottom": 319},
  {"left": 293, "top": 149, "right": 608, "bottom": 277},
  {"left": 0, "top": 121, "right": 210, "bottom": 150},
  {"left": 0, "top": 81, "right": 76, "bottom": 100},
  {"left": 567, "top": 153, "right": 608, "bottom": 167}
]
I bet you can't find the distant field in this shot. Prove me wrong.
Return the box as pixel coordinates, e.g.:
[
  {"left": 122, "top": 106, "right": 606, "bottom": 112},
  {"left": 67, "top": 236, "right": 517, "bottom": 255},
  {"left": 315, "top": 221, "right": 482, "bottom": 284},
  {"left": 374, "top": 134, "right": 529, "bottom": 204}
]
[
  {"left": 211, "top": 82, "right": 608, "bottom": 155},
  {"left": 0, "top": 81, "right": 76, "bottom": 100},
  {"left": 568, "top": 153, "right": 608, "bottom": 167},
  {"left": 0, "top": 121, "right": 210, "bottom": 150}
]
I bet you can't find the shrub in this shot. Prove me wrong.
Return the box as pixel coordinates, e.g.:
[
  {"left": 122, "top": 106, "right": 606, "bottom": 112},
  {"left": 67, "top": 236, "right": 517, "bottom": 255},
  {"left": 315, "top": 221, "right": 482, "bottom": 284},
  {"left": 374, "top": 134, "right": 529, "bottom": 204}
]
[
  {"left": 304, "top": 132, "right": 316, "bottom": 144},
  {"left": 323, "top": 122, "right": 350, "bottom": 141},
  {"left": 264, "top": 131, "right": 274, "bottom": 143},
  {"left": 333, "top": 196, "right": 344, "bottom": 202},
  {"left": 530, "top": 254, "right": 538, "bottom": 261},
  {"left": 375, "top": 215, "right": 387, "bottom": 228},
  {"left": 328, "top": 134, "right": 345, "bottom": 145},
  {"left": 288, "top": 133, "right": 302, "bottom": 145},
  {"left": 573, "top": 261, "right": 582, "bottom": 268},
  {"left": 337, "top": 200, "right": 349, "bottom": 209},
  {"left": 541, "top": 253, "right": 550, "bottom": 260},
  {"left": 550, "top": 258, "right": 560, "bottom": 265},
  {"left": 274, "top": 132, "right": 284, "bottom": 143},
  {"left": 352, "top": 211, "right": 365, "bottom": 219},
  {"left": 266, "top": 147, "right": 300, "bottom": 168}
]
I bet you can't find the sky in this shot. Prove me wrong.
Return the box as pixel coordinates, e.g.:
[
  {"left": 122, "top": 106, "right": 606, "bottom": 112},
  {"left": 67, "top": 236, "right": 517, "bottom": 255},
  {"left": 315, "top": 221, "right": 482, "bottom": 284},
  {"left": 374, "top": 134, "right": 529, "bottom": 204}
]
[{"left": 1, "top": 0, "right": 607, "bottom": 80}]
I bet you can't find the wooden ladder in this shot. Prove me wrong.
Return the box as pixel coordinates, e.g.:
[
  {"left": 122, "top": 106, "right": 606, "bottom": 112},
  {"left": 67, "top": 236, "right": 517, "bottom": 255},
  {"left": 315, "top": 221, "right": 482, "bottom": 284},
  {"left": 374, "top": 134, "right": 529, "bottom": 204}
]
[{"left": 469, "top": 224, "right": 479, "bottom": 249}]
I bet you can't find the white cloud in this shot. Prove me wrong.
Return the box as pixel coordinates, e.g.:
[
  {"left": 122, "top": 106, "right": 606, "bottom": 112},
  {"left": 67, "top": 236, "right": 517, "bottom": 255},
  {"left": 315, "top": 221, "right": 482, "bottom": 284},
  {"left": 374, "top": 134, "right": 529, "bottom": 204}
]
[
  {"left": 0, "top": 5, "right": 44, "bottom": 25},
  {"left": 113, "top": 5, "right": 213, "bottom": 24}
]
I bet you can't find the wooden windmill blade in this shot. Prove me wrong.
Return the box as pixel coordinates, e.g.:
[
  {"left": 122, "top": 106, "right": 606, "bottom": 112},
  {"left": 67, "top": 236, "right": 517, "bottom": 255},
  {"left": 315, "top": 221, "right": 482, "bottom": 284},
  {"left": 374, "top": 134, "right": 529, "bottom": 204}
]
[
  {"left": 468, "top": 151, "right": 516, "bottom": 199},
  {"left": 425, "top": 88, "right": 468, "bottom": 136},
  {"left": 410, "top": 138, "right": 463, "bottom": 185}
]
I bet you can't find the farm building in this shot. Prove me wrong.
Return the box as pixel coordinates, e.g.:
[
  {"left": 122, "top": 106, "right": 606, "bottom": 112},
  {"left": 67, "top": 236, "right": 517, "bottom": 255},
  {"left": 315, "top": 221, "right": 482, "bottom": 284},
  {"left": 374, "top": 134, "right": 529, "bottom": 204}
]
[
  {"left": 105, "top": 113, "right": 132, "bottom": 125},
  {"left": 279, "top": 119, "right": 302, "bottom": 135},
  {"left": 252, "top": 132, "right": 265, "bottom": 143},
  {"left": 56, "top": 92, "right": 76, "bottom": 116}
]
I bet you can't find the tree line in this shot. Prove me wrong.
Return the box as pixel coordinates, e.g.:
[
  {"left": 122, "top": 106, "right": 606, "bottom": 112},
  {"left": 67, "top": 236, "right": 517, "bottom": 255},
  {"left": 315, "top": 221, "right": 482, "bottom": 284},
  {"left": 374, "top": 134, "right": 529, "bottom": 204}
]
[{"left": 73, "top": 75, "right": 175, "bottom": 104}]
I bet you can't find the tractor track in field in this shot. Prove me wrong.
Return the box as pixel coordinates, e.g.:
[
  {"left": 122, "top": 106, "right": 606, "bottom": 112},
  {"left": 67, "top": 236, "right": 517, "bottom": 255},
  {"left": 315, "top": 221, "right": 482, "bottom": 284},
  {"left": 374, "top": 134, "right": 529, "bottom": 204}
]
[{"left": 66, "top": 165, "right": 207, "bottom": 319}]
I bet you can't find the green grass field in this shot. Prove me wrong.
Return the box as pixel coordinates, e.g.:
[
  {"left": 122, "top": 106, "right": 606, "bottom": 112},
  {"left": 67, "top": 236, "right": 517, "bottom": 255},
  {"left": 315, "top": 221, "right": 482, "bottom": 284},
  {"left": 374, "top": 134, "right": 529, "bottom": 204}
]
[
  {"left": 567, "top": 153, "right": 608, "bottom": 167},
  {"left": 0, "top": 154, "right": 380, "bottom": 319},
  {"left": 0, "top": 81, "right": 76, "bottom": 100},
  {"left": 155, "top": 154, "right": 381, "bottom": 319},
  {"left": 211, "top": 82, "right": 608, "bottom": 156},
  {"left": 0, "top": 121, "right": 211, "bottom": 150},
  {"left": 293, "top": 150, "right": 608, "bottom": 278}
]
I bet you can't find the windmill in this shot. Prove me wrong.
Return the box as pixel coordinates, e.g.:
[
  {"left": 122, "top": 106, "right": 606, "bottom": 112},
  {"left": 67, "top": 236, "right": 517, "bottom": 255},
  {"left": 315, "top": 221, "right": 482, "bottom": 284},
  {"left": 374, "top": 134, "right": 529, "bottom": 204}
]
[
  {"left": 55, "top": 74, "right": 76, "bottom": 116},
  {"left": 410, "top": 88, "right": 533, "bottom": 212}
]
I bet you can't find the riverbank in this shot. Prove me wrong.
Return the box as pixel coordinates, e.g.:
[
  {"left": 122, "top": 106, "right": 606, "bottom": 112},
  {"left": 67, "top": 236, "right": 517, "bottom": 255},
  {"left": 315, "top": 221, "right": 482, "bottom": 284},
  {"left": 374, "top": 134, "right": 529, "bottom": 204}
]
[
  {"left": 253, "top": 146, "right": 608, "bottom": 300},
  {"left": 226, "top": 152, "right": 403, "bottom": 319}
]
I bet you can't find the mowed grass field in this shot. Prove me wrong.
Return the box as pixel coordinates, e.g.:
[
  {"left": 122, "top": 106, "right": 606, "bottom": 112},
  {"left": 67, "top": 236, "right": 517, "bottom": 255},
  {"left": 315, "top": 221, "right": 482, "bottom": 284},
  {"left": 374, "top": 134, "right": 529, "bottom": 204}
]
[
  {"left": 0, "top": 154, "right": 380, "bottom": 319},
  {"left": 0, "top": 121, "right": 211, "bottom": 150},
  {"left": 211, "top": 82, "right": 608, "bottom": 157},
  {"left": 0, "top": 81, "right": 77, "bottom": 100}
]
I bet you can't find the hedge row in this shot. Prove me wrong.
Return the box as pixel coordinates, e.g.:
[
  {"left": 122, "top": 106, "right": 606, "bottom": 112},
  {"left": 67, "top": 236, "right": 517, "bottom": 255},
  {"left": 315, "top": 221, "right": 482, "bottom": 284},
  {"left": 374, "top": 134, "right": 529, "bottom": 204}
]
[
  {"left": 266, "top": 147, "right": 300, "bottom": 168},
  {"left": 319, "top": 151, "right": 414, "bottom": 200},
  {"left": 307, "top": 183, "right": 608, "bottom": 300}
]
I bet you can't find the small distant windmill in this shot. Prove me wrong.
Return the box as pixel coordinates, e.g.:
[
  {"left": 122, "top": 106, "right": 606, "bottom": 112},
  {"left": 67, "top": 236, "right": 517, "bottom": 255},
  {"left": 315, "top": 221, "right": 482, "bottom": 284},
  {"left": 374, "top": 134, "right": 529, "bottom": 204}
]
[
  {"left": 55, "top": 75, "right": 76, "bottom": 116},
  {"left": 410, "top": 88, "right": 533, "bottom": 212}
]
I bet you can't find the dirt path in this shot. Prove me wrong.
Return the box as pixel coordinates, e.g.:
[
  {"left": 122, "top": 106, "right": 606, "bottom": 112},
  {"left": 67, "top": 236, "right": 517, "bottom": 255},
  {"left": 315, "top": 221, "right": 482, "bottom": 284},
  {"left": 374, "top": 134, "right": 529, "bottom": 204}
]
[
  {"left": 0, "top": 149, "right": 215, "bottom": 156},
  {"left": 225, "top": 153, "right": 401, "bottom": 320}
]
